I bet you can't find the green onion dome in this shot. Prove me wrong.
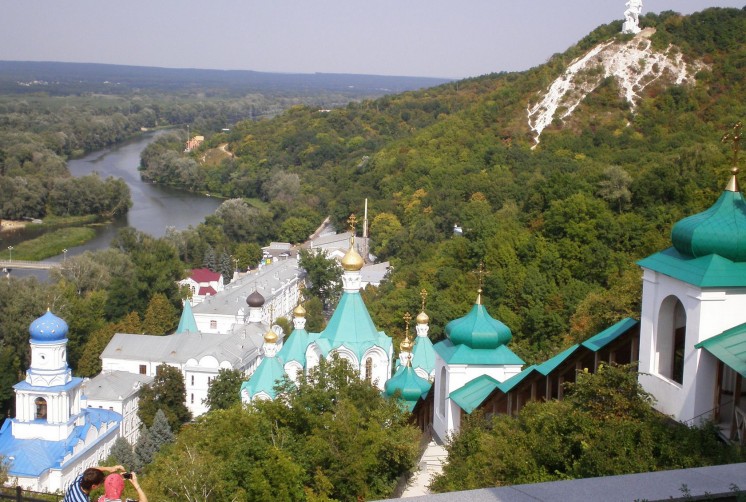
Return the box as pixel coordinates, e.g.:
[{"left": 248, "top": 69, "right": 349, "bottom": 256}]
[
  {"left": 671, "top": 169, "right": 746, "bottom": 262},
  {"left": 445, "top": 293, "right": 512, "bottom": 349},
  {"left": 384, "top": 366, "right": 431, "bottom": 403}
]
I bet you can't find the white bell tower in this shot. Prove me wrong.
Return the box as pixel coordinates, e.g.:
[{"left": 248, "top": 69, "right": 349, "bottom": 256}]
[{"left": 12, "top": 310, "right": 83, "bottom": 441}]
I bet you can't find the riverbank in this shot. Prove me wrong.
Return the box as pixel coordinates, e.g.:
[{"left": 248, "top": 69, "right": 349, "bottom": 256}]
[
  {"left": 0, "top": 220, "right": 27, "bottom": 232},
  {"left": 9, "top": 228, "right": 97, "bottom": 261}
]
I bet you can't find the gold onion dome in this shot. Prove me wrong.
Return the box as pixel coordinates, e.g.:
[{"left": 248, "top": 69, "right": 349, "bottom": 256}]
[
  {"left": 293, "top": 303, "right": 306, "bottom": 317},
  {"left": 341, "top": 241, "right": 364, "bottom": 271},
  {"left": 400, "top": 335, "right": 413, "bottom": 353},
  {"left": 264, "top": 328, "right": 278, "bottom": 344},
  {"left": 416, "top": 310, "right": 429, "bottom": 324}
]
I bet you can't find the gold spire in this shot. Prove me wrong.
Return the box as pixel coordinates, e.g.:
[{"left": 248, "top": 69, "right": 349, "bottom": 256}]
[
  {"left": 264, "top": 305, "right": 277, "bottom": 343},
  {"left": 400, "top": 312, "right": 413, "bottom": 356},
  {"left": 722, "top": 122, "right": 742, "bottom": 192},
  {"left": 416, "top": 288, "right": 429, "bottom": 324},
  {"left": 341, "top": 213, "right": 364, "bottom": 271},
  {"left": 293, "top": 282, "right": 306, "bottom": 317},
  {"left": 472, "top": 262, "right": 488, "bottom": 305}
]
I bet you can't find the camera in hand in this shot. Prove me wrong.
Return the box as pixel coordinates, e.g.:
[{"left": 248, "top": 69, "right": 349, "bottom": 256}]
[{"left": 123, "top": 472, "right": 132, "bottom": 480}]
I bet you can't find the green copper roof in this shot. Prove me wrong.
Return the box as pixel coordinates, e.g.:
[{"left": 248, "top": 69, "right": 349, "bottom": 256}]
[
  {"left": 241, "top": 355, "right": 287, "bottom": 400},
  {"left": 638, "top": 247, "right": 746, "bottom": 287},
  {"left": 176, "top": 300, "right": 199, "bottom": 334},
  {"left": 696, "top": 322, "right": 746, "bottom": 377},
  {"left": 317, "top": 291, "right": 392, "bottom": 360},
  {"left": 582, "top": 317, "right": 638, "bottom": 351},
  {"left": 277, "top": 328, "right": 309, "bottom": 366},
  {"left": 384, "top": 365, "right": 432, "bottom": 411},
  {"left": 449, "top": 375, "right": 501, "bottom": 414},
  {"left": 434, "top": 339, "right": 524, "bottom": 366},
  {"left": 447, "top": 317, "right": 640, "bottom": 414},
  {"left": 672, "top": 190, "right": 746, "bottom": 262},
  {"left": 445, "top": 302, "right": 512, "bottom": 349},
  {"left": 411, "top": 335, "right": 436, "bottom": 376}
]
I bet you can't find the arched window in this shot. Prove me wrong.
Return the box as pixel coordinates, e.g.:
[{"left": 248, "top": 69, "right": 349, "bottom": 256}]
[
  {"left": 365, "top": 357, "right": 373, "bottom": 382},
  {"left": 35, "top": 397, "right": 47, "bottom": 420},
  {"left": 656, "top": 296, "right": 686, "bottom": 384}
]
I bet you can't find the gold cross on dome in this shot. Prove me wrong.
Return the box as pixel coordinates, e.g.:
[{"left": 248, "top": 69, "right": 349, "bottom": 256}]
[
  {"left": 472, "top": 262, "right": 489, "bottom": 292},
  {"left": 347, "top": 214, "right": 358, "bottom": 233},
  {"left": 722, "top": 122, "right": 742, "bottom": 169},
  {"left": 420, "top": 288, "right": 428, "bottom": 312}
]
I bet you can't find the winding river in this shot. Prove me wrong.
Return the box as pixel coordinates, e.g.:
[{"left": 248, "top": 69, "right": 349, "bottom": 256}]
[{"left": 4, "top": 131, "right": 222, "bottom": 278}]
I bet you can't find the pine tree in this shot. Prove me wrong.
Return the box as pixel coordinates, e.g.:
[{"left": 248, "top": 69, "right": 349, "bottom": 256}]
[
  {"left": 109, "top": 436, "right": 137, "bottom": 471},
  {"left": 202, "top": 245, "right": 216, "bottom": 272},
  {"left": 150, "top": 408, "right": 175, "bottom": 449},
  {"left": 219, "top": 251, "right": 233, "bottom": 284},
  {"left": 134, "top": 425, "right": 156, "bottom": 469}
]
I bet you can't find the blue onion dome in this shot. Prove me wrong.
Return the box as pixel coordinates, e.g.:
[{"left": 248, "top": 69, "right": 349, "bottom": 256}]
[
  {"left": 445, "top": 292, "right": 512, "bottom": 349},
  {"left": 29, "top": 309, "right": 69, "bottom": 343},
  {"left": 671, "top": 168, "right": 746, "bottom": 262},
  {"left": 246, "top": 290, "right": 265, "bottom": 308}
]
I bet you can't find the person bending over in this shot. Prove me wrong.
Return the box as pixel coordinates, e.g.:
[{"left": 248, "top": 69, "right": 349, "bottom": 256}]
[{"left": 64, "top": 465, "right": 125, "bottom": 502}]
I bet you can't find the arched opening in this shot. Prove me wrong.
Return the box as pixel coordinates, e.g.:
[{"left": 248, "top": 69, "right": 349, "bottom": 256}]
[
  {"left": 438, "top": 366, "right": 447, "bottom": 417},
  {"left": 365, "top": 357, "right": 373, "bottom": 382},
  {"left": 35, "top": 397, "right": 47, "bottom": 420},
  {"left": 656, "top": 296, "right": 687, "bottom": 384}
]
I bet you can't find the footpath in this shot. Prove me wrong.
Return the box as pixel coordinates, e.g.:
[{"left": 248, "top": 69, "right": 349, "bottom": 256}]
[{"left": 400, "top": 440, "right": 448, "bottom": 498}]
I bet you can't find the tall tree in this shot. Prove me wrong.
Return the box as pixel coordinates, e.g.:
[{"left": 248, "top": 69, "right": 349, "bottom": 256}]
[
  {"left": 137, "top": 364, "right": 192, "bottom": 431},
  {"left": 149, "top": 409, "right": 175, "bottom": 449},
  {"left": 298, "top": 249, "right": 342, "bottom": 310},
  {"left": 142, "top": 293, "right": 178, "bottom": 335},
  {"left": 203, "top": 368, "right": 244, "bottom": 411},
  {"left": 108, "top": 437, "right": 137, "bottom": 472},
  {"left": 134, "top": 425, "right": 156, "bottom": 470}
]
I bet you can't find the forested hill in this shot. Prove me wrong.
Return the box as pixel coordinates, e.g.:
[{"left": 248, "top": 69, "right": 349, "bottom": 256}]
[
  {"left": 0, "top": 61, "right": 450, "bottom": 98},
  {"left": 147, "top": 7, "right": 746, "bottom": 362}
]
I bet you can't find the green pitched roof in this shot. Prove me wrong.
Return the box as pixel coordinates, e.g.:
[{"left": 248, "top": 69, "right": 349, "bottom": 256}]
[
  {"left": 176, "top": 300, "right": 199, "bottom": 334},
  {"left": 581, "top": 317, "right": 638, "bottom": 352},
  {"left": 317, "top": 291, "right": 392, "bottom": 360},
  {"left": 696, "top": 322, "right": 746, "bottom": 378},
  {"left": 637, "top": 247, "right": 746, "bottom": 287},
  {"left": 240, "top": 355, "right": 287, "bottom": 400},
  {"left": 671, "top": 190, "right": 746, "bottom": 262},
  {"left": 277, "top": 328, "right": 310, "bottom": 366},
  {"left": 434, "top": 339, "right": 524, "bottom": 366},
  {"left": 449, "top": 375, "right": 501, "bottom": 414},
  {"left": 449, "top": 318, "right": 640, "bottom": 413},
  {"left": 384, "top": 365, "right": 432, "bottom": 412},
  {"left": 411, "top": 335, "right": 436, "bottom": 376}
]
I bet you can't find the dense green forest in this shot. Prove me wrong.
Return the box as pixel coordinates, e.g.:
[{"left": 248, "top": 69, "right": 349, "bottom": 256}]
[{"left": 141, "top": 8, "right": 746, "bottom": 363}]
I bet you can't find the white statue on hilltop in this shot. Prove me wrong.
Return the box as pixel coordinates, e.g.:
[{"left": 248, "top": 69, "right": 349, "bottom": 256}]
[{"left": 622, "top": 0, "right": 643, "bottom": 34}]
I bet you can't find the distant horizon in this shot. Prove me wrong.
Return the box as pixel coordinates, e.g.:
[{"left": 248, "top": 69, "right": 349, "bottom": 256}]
[
  {"left": 0, "top": 59, "right": 454, "bottom": 81},
  {"left": 1, "top": 1, "right": 744, "bottom": 79}
]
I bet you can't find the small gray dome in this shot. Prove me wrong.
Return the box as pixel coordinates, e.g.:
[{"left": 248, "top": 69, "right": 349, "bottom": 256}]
[{"left": 247, "top": 290, "right": 265, "bottom": 308}]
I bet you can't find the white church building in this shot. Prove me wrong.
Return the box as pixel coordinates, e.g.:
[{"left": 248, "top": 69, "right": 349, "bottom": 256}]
[{"left": 0, "top": 311, "right": 121, "bottom": 493}]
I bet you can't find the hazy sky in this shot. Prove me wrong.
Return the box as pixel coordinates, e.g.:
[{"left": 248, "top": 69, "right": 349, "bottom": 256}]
[{"left": 0, "top": 1, "right": 743, "bottom": 79}]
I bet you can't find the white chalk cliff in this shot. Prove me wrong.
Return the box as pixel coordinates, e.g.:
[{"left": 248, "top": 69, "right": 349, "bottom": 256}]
[{"left": 526, "top": 28, "right": 707, "bottom": 146}]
